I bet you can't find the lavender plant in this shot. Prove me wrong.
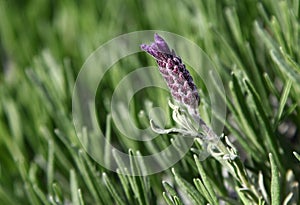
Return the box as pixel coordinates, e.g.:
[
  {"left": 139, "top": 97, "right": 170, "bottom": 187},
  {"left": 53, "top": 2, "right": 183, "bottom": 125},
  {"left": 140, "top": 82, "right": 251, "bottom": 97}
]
[
  {"left": 1, "top": 1, "right": 300, "bottom": 205},
  {"left": 141, "top": 34, "right": 265, "bottom": 204}
]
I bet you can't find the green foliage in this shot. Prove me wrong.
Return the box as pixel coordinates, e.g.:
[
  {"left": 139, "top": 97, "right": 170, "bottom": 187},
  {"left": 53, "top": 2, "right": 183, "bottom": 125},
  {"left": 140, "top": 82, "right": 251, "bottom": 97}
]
[{"left": 0, "top": 0, "right": 300, "bottom": 204}]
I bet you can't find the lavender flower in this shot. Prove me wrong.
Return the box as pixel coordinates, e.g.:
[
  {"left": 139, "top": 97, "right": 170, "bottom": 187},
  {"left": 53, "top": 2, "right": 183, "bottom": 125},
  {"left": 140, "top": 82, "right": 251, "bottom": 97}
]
[{"left": 141, "top": 34, "right": 200, "bottom": 116}]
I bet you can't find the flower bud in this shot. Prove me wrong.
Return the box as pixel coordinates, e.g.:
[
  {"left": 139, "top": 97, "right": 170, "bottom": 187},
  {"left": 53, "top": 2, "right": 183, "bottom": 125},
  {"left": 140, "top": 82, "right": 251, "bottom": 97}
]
[{"left": 141, "top": 34, "right": 200, "bottom": 115}]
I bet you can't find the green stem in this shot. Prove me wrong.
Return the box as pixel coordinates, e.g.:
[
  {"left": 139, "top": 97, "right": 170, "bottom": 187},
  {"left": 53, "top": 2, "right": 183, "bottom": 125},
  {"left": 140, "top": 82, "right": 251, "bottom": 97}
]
[{"left": 196, "top": 116, "right": 262, "bottom": 202}]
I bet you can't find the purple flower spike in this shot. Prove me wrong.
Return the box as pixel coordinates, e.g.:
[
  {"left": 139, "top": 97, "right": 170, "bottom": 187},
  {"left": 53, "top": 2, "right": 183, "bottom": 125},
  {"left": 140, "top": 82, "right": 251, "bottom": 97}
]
[{"left": 141, "top": 34, "right": 200, "bottom": 115}]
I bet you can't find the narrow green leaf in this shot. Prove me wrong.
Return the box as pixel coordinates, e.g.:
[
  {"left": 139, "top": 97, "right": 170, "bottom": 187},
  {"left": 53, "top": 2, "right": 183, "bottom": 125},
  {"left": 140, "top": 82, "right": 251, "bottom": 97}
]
[
  {"left": 258, "top": 197, "right": 267, "bottom": 205},
  {"left": 257, "top": 3, "right": 270, "bottom": 25},
  {"left": 193, "top": 179, "right": 212, "bottom": 204},
  {"left": 162, "top": 182, "right": 184, "bottom": 205},
  {"left": 112, "top": 149, "right": 128, "bottom": 175},
  {"left": 162, "top": 181, "right": 181, "bottom": 200},
  {"left": 269, "top": 17, "right": 286, "bottom": 53},
  {"left": 270, "top": 50, "right": 300, "bottom": 84},
  {"left": 263, "top": 73, "right": 280, "bottom": 98},
  {"left": 225, "top": 7, "right": 243, "bottom": 48},
  {"left": 280, "top": 103, "right": 297, "bottom": 121},
  {"left": 244, "top": 43, "right": 272, "bottom": 115},
  {"left": 136, "top": 151, "right": 150, "bottom": 191},
  {"left": 24, "top": 182, "right": 40, "bottom": 205},
  {"left": 193, "top": 155, "right": 219, "bottom": 205},
  {"left": 28, "top": 163, "right": 38, "bottom": 185},
  {"left": 230, "top": 73, "right": 265, "bottom": 156},
  {"left": 244, "top": 79, "right": 283, "bottom": 171},
  {"left": 40, "top": 127, "right": 72, "bottom": 171},
  {"left": 116, "top": 169, "right": 132, "bottom": 201},
  {"left": 79, "top": 149, "right": 110, "bottom": 201},
  {"left": 172, "top": 168, "right": 205, "bottom": 205},
  {"left": 78, "top": 189, "right": 85, "bottom": 205},
  {"left": 173, "top": 196, "right": 183, "bottom": 205},
  {"left": 32, "top": 184, "right": 50, "bottom": 205},
  {"left": 269, "top": 153, "right": 280, "bottom": 205},
  {"left": 76, "top": 150, "right": 102, "bottom": 204},
  {"left": 254, "top": 21, "right": 277, "bottom": 50},
  {"left": 104, "top": 114, "right": 112, "bottom": 168},
  {"left": 52, "top": 183, "right": 62, "bottom": 204},
  {"left": 163, "top": 192, "right": 175, "bottom": 205},
  {"left": 102, "top": 173, "right": 126, "bottom": 205},
  {"left": 128, "top": 149, "right": 147, "bottom": 205},
  {"left": 47, "top": 140, "right": 55, "bottom": 193},
  {"left": 275, "top": 79, "right": 293, "bottom": 126},
  {"left": 70, "top": 170, "right": 80, "bottom": 205},
  {"left": 27, "top": 163, "right": 41, "bottom": 205},
  {"left": 236, "top": 187, "right": 253, "bottom": 204}
]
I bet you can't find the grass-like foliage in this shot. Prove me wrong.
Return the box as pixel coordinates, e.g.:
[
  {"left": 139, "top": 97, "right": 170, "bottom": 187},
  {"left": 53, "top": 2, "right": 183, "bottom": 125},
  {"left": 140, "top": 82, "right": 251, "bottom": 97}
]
[{"left": 0, "top": 0, "right": 300, "bottom": 204}]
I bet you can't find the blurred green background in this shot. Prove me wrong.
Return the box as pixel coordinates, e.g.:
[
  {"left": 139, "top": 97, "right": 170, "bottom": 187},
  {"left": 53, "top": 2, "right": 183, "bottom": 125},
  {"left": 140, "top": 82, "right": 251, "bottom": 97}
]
[{"left": 1, "top": 0, "right": 300, "bottom": 204}]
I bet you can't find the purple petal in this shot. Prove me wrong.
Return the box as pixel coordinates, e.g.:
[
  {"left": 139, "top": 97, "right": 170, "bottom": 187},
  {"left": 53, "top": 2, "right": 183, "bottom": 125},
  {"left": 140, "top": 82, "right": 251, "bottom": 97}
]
[
  {"left": 140, "top": 44, "right": 150, "bottom": 52},
  {"left": 154, "top": 33, "right": 171, "bottom": 54},
  {"left": 141, "top": 43, "right": 158, "bottom": 58}
]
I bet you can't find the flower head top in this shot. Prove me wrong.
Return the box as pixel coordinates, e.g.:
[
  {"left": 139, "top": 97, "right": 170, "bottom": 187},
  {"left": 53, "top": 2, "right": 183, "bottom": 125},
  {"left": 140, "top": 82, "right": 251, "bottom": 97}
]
[{"left": 141, "top": 34, "right": 200, "bottom": 116}]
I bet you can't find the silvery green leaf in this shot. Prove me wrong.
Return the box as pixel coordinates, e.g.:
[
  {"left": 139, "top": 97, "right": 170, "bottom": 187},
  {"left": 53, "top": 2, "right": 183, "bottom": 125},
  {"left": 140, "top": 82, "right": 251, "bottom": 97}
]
[
  {"left": 258, "top": 171, "right": 269, "bottom": 204},
  {"left": 150, "top": 119, "right": 185, "bottom": 134},
  {"left": 282, "top": 193, "right": 293, "bottom": 205}
]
